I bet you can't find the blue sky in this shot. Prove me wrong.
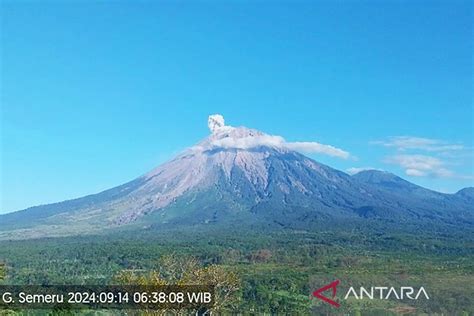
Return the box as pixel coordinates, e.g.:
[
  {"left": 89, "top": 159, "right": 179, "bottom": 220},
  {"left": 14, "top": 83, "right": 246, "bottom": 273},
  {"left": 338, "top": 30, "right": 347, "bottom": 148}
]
[{"left": 1, "top": 0, "right": 473, "bottom": 214}]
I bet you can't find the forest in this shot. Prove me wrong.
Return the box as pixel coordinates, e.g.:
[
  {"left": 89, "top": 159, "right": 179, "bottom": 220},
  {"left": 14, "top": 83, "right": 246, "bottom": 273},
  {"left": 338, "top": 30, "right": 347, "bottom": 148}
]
[{"left": 0, "top": 220, "right": 473, "bottom": 315}]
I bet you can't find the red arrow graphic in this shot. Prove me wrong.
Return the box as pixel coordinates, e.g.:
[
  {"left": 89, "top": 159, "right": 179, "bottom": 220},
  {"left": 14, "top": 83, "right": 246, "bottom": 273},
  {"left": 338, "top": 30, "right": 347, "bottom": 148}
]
[{"left": 312, "top": 279, "right": 341, "bottom": 308}]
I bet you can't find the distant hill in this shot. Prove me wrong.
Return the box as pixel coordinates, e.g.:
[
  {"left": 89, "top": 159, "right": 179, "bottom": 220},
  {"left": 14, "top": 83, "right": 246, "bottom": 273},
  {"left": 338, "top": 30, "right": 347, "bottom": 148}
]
[{"left": 456, "top": 187, "right": 474, "bottom": 203}]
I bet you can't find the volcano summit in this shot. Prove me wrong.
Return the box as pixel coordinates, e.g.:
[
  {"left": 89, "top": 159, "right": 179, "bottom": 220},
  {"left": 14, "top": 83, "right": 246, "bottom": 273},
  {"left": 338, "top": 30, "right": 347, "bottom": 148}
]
[{"left": 1, "top": 115, "right": 472, "bottom": 239}]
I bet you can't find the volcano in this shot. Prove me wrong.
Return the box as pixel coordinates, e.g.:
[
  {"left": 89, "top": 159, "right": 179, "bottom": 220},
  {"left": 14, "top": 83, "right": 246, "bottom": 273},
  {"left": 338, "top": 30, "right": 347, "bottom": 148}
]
[{"left": 1, "top": 115, "right": 472, "bottom": 239}]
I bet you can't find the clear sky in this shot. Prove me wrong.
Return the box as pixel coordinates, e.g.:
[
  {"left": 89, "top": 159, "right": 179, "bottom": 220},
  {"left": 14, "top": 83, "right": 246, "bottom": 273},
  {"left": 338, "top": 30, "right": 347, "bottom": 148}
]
[{"left": 1, "top": 0, "right": 473, "bottom": 214}]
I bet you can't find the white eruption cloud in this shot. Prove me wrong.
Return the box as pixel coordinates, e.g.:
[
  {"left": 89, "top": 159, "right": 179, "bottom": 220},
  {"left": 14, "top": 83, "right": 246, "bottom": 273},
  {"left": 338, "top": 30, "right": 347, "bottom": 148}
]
[
  {"left": 285, "top": 142, "right": 349, "bottom": 159},
  {"left": 208, "top": 114, "right": 226, "bottom": 133},
  {"left": 212, "top": 135, "right": 285, "bottom": 150},
  {"left": 206, "top": 114, "right": 350, "bottom": 159}
]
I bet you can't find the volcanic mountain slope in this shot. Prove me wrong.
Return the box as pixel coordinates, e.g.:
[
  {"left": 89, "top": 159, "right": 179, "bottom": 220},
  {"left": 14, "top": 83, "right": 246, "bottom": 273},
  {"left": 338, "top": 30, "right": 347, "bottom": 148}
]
[
  {"left": 455, "top": 187, "right": 474, "bottom": 204},
  {"left": 1, "top": 116, "right": 472, "bottom": 239},
  {"left": 352, "top": 170, "right": 473, "bottom": 221}
]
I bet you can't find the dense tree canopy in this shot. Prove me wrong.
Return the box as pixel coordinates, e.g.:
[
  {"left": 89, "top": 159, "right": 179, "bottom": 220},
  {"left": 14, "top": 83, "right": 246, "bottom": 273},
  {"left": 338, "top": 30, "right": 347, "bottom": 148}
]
[
  {"left": 0, "top": 225, "right": 472, "bottom": 314},
  {"left": 116, "top": 254, "right": 240, "bottom": 314},
  {"left": 0, "top": 263, "right": 5, "bottom": 281}
]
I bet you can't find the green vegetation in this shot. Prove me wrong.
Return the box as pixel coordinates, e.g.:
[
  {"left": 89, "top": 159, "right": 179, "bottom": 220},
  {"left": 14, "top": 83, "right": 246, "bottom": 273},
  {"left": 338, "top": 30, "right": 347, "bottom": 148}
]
[
  {"left": 0, "top": 223, "right": 472, "bottom": 314},
  {"left": 0, "top": 263, "right": 5, "bottom": 281},
  {"left": 116, "top": 253, "right": 240, "bottom": 314}
]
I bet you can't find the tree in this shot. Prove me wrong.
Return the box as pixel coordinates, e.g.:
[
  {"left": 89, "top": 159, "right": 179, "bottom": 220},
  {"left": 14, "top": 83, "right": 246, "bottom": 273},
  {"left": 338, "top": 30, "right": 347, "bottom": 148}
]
[
  {"left": 181, "top": 264, "right": 240, "bottom": 311},
  {"left": 249, "top": 249, "right": 272, "bottom": 263},
  {"left": 0, "top": 263, "right": 5, "bottom": 281},
  {"left": 115, "top": 253, "right": 240, "bottom": 314}
]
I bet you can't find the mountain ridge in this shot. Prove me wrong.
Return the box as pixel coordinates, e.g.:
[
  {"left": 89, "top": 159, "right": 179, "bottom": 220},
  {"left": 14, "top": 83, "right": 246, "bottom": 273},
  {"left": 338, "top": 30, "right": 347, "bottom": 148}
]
[{"left": 1, "top": 117, "right": 472, "bottom": 239}]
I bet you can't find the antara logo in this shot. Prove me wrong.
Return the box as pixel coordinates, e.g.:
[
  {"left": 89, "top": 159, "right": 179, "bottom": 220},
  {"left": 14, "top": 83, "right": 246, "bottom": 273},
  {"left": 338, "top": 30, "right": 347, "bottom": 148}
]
[
  {"left": 344, "top": 286, "right": 430, "bottom": 300},
  {"left": 312, "top": 280, "right": 429, "bottom": 308},
  {"left": 312, "top": 280, "right": 341, "bottom": 308}
]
